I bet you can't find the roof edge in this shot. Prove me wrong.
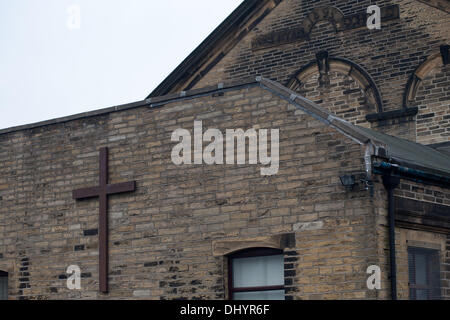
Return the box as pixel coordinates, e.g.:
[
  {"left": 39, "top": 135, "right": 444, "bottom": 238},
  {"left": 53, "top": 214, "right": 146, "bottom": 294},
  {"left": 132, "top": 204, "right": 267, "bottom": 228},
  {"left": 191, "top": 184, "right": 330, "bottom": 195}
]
[
  {"left": 0, "top": 76, "right": 383, "bottom": 146},
  {"left": 147, "top": 0, "right": 281, "bottom": 98},
  {"left": 2, "top": 77, "right": 449, "bottom": 182},
  {"left": 258, "top": 78, "right": 372, "bottom": 145},
  {"left": 0, "top": 79, "right": 258, "bottom": 136}
]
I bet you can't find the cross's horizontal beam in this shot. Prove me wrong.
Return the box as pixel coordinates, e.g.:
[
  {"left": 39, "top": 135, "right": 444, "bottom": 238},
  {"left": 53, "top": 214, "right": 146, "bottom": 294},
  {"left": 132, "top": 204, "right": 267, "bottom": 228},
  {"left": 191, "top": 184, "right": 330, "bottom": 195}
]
[
  {"left": 73, "top": 186, "right": 100, "bottom": 199},
  {"left": 107, "top": 181, "right": 136, "bottom": 195},
  {"left": 73, "top": 181, "right": 136, "bottom": 200}
]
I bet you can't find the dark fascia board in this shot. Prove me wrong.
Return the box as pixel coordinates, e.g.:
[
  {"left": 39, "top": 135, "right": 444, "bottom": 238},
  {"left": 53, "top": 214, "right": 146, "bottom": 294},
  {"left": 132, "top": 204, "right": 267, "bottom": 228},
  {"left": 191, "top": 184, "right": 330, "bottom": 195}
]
[{"left": 147, "top": 0, "right": 277, "bottom": 98}]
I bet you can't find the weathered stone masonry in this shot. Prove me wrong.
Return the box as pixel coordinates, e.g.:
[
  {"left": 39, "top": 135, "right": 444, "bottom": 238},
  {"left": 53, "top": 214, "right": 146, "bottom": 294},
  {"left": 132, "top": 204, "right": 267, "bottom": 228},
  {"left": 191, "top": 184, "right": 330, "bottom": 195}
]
[
  {"left": 0, "top": 81, "right": 384, "bottom": 299},
  {"left": 189, "top": 0, "right": 450, "bottom": 143},
  {"left": 1, "top": 0, "right": 450, "bottom": 300},
  {"left": 1, "top": 77, "right": 449, "bottom": 299}
]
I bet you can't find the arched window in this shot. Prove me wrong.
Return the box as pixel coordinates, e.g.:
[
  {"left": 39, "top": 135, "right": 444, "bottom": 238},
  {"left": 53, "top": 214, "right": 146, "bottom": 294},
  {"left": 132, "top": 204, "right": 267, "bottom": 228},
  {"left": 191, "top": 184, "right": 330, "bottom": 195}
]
[
  {"left": 287, "top": 51, "right": 384, "bottom": 125},
  {"left": 227, "top": 248, "right": 285, "bottom": 300},
  {"left": 0, "top": 271, "right": 7, "bottom": 300}
]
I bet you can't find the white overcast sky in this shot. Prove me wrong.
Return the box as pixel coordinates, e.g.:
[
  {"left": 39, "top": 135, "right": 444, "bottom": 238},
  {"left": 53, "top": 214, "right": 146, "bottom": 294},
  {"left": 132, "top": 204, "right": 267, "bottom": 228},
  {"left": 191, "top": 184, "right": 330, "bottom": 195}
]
[{"left": 0, "top": 0, "right": 243, "bottom": 130}]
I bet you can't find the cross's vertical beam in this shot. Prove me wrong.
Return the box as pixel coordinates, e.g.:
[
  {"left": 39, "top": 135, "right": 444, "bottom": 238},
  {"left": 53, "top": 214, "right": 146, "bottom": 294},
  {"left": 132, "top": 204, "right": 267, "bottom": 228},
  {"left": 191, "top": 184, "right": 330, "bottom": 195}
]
[
  {"left": 73, "top": 147, "right": 135, "bottom": 294},
  {"left": 99, "top": 147, "right": 108, "bottom": 293}
]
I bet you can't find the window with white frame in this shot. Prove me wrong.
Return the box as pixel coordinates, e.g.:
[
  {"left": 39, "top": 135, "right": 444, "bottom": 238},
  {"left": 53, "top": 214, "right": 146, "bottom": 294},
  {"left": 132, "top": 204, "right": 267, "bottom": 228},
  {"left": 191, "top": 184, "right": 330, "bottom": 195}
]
[{"left": 228, "top": 248, "right": 285, "bottom": 300}]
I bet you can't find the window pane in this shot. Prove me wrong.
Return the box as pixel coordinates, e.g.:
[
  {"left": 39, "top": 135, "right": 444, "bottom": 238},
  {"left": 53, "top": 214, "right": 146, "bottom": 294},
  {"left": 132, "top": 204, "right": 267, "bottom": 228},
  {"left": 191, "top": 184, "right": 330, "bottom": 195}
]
[
  {"left": 430, "top": 251, "right": 441, "bottom": 300},
  {"left": 0, "top": 276, "right": 7, "bottom": 300},
  {"left": 415, "top": 253, "right": 427, "bottom": 285},
  {"left": 416, "top": 289, "right": 429, "bottom": 300},
  {"left": 234, "top": 290, "right": 285, "bottom": 300},
  {"left": 408, "top": 247, "right": 441, "bottom": 300},
  {"left": 408, "top": 252, "right": 415, "bottom": 284},
  {"left": 409, "top": 288, "right": 416, "bottom": 300},
  {"left": 232, "top": 255, "right": 284, "bottom": 288}
]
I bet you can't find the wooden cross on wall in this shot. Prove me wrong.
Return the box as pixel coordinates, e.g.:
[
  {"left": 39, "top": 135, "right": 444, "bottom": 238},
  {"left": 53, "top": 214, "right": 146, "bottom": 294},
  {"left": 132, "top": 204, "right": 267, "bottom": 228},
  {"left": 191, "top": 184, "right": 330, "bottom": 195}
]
[{"left": 73, "top": 147, "right": 136, "bottom": 293}]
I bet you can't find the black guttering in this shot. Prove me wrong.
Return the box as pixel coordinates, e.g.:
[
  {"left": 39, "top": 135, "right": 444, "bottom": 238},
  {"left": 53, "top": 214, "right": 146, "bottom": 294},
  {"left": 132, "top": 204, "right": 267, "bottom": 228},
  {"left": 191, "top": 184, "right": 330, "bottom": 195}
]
[
  {"left": 373, "top": 162, "right": 450, "bottom": 189},
  {"left": 381, "top": 174, "right": 400, "bottom": 300},
  {"left": 373, "top": 159, "right": 450, "bottom": 301},
  {"left": 146, "top": 0, "right": 275, "bottom": 98}
]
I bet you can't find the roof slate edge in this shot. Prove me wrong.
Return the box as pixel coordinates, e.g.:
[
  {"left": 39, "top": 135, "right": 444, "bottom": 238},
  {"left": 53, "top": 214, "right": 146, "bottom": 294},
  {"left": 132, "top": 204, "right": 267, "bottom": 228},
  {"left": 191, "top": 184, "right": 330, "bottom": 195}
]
[
  {"left": 147, "top": 0, "right": 279, "bottom": 98},
  {"left": 2, "top": 76, "right": 450, "bottom": 181},
  {"left": 258, "top": 78, "right": 450, "bottom": 180},
  {"left": 0, "top": 76, "right": 414, "bottom": 148},
  {"left": 0, "top": 79, "right": 259, "bottom": 136},
  {"left": 1, "top": 76, "right": 362, "bottom": 142},
  {"left": 258, "top": 78, "right": 372, "bottom": 145},
  {"left": 0, "top": 100, "right": 148, "bottom": 136}
]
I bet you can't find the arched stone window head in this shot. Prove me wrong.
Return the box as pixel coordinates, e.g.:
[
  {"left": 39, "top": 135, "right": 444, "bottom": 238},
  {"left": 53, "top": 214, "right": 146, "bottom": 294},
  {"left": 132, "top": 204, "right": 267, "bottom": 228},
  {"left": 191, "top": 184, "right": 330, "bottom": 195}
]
[
  {"left": 287, "top": 51, "right": 384, "bottom": 125},
  {"left": 403, "top": 45, "right": 449, "bottom": 108}
]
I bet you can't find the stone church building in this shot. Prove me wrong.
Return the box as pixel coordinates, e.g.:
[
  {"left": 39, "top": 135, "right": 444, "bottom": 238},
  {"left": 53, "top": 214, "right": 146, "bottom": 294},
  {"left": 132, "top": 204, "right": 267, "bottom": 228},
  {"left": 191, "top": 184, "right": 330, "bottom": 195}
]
[{"left": 0, "top": 0, "right": 449, "bottom": 300}]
